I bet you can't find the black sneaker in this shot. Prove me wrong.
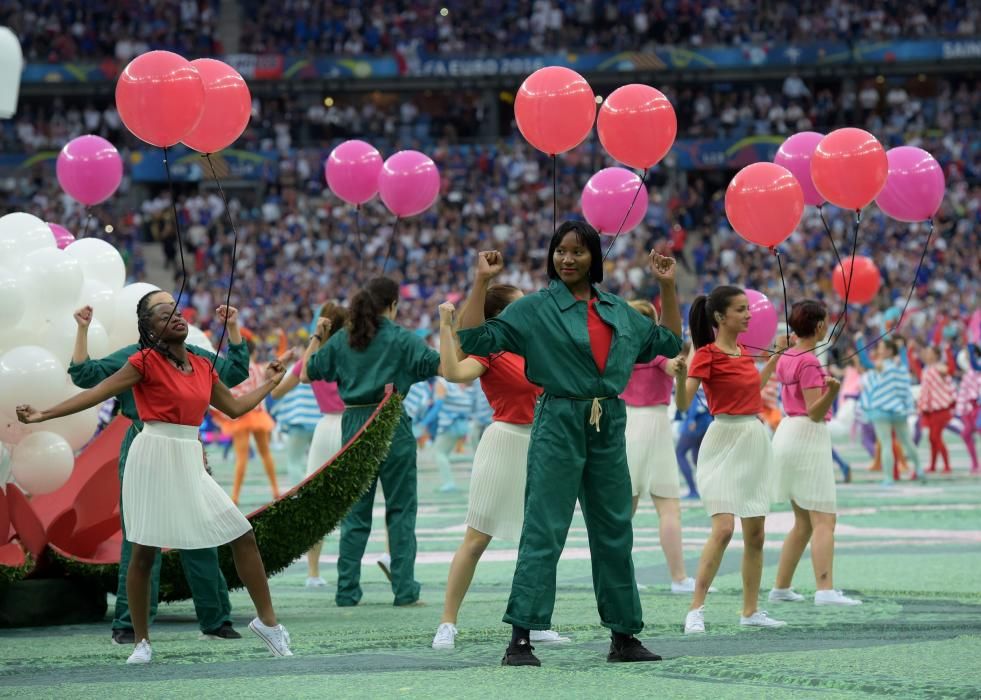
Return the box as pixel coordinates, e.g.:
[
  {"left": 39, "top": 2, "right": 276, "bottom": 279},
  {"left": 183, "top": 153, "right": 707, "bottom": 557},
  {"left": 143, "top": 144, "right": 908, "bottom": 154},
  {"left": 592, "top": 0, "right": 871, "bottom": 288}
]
[
  {"left": 501, "top": 639, "right": 541, "bottom": 667},
  {"left": 111, "top": 628, "right": 135, "bottom": 645},
  {"left": 200, "top": 622, "right": 243, "bottom": 640},
  {"left": 607, "top": 635, "right": 662, "bottom": 663}
]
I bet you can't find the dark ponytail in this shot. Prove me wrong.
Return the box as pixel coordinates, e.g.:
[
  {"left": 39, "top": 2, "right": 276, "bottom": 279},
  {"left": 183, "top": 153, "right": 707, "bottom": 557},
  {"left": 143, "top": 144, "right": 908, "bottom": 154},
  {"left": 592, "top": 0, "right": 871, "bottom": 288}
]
[
  {"left": 348, "top": 277, "right": 399, "bottom": 351},
  {"left": 688, "top": 285, "right": 744, "bottom": 349}
]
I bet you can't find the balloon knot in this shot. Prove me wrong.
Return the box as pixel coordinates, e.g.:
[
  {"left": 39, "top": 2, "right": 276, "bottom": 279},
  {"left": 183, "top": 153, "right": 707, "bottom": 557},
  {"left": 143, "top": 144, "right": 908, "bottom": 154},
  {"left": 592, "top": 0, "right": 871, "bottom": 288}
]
[{"left": 768, "top": 246, "right": 777, "bottom": 255}]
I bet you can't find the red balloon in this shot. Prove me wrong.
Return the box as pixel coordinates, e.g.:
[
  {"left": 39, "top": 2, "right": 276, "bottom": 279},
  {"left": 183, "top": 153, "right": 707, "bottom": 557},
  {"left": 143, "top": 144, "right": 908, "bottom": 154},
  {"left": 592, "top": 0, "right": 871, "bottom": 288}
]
[
  {"left": 182, "top": 59, "right": 252, "bottom": 154},
  {"left": 597, "top": 84, "right": 677, "bottom": 169},
  {"left": 811, "top": 128, "right": 888, "bottom": 211},
  {"left": 514, "top": 67, "right": 595, "bottom": 156},
  {"left": 832, "top": 256, "right": 881, "bottom": 304},
  {"left": 724, "top": 162, "right": 804, "bottom": 248},
  {"left": 115, "top": 51, "right": 205, "bottom": 148}
]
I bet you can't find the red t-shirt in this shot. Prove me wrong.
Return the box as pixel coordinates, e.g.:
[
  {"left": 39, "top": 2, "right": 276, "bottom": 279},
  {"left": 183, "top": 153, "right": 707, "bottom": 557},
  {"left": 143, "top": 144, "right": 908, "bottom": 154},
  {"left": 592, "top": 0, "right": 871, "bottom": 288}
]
[
  {"left": 587, "top": 299, "right": 613, "bottom": 374},
  {"left": 472, "top": 352, "right": 542, "bottom": 425},
  {"left": 687, "top": 344, "right": 763, "bottom": 416},
  {"left": 128, "top": 350, "right": 218, "bottom": 426}
]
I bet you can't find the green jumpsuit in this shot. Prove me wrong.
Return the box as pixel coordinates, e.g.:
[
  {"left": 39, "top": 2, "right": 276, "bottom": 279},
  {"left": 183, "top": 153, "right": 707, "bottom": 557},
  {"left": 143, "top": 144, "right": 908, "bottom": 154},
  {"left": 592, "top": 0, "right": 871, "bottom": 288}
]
[
  {"left": 458, "top": 280, "right": 681, "bottom": 634},
  {"left": 68, "top": 341, "right": 250, "bottom": 634},
  {"left": 306, "top": 318, "right": 440, "bottom": 606}
]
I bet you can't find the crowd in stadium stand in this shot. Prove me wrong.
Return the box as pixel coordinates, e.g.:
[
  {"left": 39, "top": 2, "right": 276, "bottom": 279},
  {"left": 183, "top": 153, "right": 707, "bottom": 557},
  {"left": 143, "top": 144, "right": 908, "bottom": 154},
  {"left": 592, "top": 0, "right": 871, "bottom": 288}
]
[{"left": 4, "top": 0, "right": 978, "bottom": 61}]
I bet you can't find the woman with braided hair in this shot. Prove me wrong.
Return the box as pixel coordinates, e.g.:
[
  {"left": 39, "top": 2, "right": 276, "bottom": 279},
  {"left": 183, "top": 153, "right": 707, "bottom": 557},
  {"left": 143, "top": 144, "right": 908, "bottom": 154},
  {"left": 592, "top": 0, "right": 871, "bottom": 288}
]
[{"left": 17, "top": 291, "right": 294, "bottom": 664}]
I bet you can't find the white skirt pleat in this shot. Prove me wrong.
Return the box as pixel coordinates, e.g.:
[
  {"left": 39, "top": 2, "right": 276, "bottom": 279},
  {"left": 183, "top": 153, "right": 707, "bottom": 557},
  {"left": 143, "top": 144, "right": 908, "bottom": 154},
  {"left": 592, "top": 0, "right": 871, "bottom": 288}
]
[
  {"left": 772, "top": 416, "right": 837, "bottom": 514},
  {"left": 305, "top": 412, "right": 344, "bottom": 476},
  {"left": 625, "top": 405, "right": 682, "bottom": 499},
  {"left": 465, "top": 421, "right": 531, "bottom": 541},
  {"left": 696, "top": 415, "right": 774, "bottom": 518},
  {"left": 123, "top": 422, "right": 251, "bottom": 549}
]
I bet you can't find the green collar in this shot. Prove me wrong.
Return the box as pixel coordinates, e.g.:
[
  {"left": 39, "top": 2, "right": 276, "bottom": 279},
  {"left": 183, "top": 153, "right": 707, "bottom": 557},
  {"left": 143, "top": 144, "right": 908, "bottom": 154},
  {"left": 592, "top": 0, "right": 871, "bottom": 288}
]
[{"left": 547, "top": 279, "right": 616, "bottom": 311}]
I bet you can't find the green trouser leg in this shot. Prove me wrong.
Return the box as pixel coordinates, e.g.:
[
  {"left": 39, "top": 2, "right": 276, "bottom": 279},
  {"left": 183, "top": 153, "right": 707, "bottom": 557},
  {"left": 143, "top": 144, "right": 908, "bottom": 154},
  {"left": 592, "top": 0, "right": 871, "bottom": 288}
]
[
  {"left": 503, "top": 397, "right": 643, "bottom": 635},
  {"left": 113, "top": 427, "right": 234, "bottom": 633},
  {"left": 112, "top": 428, "right": 162, "bottom": 631},
  {"left": 336, "top": 411, "right": 420, "bottom": 606}
]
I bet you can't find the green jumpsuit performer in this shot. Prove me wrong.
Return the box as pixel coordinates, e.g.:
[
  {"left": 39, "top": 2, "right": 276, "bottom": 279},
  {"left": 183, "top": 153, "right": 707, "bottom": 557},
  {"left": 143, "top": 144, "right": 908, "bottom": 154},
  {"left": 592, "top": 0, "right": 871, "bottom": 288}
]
[
  {"left": 68, "top": 298, "right": 250, "bottom": 643},
  {"left": 457, "top": 221, "right": 683, "bottom": 666},
  {"left": 303, "top": 277, "right": 442, "bottom": 607}
]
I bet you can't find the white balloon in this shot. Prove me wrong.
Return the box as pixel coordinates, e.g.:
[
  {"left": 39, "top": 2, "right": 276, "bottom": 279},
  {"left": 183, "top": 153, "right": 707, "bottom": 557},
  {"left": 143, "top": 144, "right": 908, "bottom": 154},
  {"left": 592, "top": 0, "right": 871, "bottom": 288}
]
[
  {"left": 0, "top": 267, "right": 26, "bottom": 327},
  {"left": 185, "top": 324, "right": 216, "bottom": 353},
  {"left": 22, "top": 247, "right": 84, "bottom": 319},
  {"left": 37, "top": 315, "right": 108, "bottom": 364},
  {"left": 0, "top": 409, "right": 31, "bottom": 445},
  {"left": 108, "top": 282, "right": 161, "bottom": 349},
  {"left": 30, "top": 393, "right": 99, "bottom": 451},
  {"left": 0, "top": 212, "right": 56, "bottom": 263},
  {"left": 0, "top": 345, "right": 70, "bottom": 417},
  {"left": 11, "top": 431, "right": 74, "bottom": 495},
  {"left": 64, "top": 238, "right": 126, "bottom": 291},
  {"left": 77, "top": 278, "right": 117, "bottom": 332}
]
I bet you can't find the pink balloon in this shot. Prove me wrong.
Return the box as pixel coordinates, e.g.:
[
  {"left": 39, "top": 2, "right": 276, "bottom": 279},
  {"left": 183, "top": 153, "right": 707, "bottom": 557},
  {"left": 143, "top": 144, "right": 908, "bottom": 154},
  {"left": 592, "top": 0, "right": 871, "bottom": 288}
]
[
  {"left": 325, "top": 140, "right": 384, "bottom": 206},
  {"left": 48, "top": 223, "right": 75, "bottom": 250},
  {"left": 581, "top": 168, "right": 648, "bottom": 236},
  {"left": 55, "top": 135, "right": 123, "bottom": 206},
  {"left": 874, "top": 146, "right": 946, "bottom": 222},
  {"left": 181, "top": 58, "right": 252, "bottom": 154},
  {"left": 378, "top": 151, "right": 440, "bottom": 218},
  {"left": 774, "top": 132, "right": 825, "bottom": 207},
  {"left": 737, "top": 289, "right": 778, "bottom": 350}
]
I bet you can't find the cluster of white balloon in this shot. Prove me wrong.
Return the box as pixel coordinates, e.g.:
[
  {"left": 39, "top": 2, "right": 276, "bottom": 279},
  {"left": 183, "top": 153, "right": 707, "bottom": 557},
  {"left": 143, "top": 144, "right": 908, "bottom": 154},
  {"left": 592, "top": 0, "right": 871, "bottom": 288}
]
[{"left": 0, "top": 212, "right": 216, "bottom": 495}]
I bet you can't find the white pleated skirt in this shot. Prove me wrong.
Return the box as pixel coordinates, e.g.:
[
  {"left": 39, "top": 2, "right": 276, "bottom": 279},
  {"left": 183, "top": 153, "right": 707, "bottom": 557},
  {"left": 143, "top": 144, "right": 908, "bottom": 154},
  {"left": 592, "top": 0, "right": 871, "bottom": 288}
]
[
  {"left": 625, "top": 405, "right": 682, "bottom": 499},
  {"left": 465, "top": 421, "right": 531, "bottom": 541},
  {"left": 123, "top": 422, "right": 252, "bottom": 549},
  {"left": 305, "top": 412, "right": 344, "bottom": 476},
  {"left": 696, "top": 415, "right": 774, "bottom": 518},
  {"left": 772, "top": 416, "right": 837, "bottom": 514}
]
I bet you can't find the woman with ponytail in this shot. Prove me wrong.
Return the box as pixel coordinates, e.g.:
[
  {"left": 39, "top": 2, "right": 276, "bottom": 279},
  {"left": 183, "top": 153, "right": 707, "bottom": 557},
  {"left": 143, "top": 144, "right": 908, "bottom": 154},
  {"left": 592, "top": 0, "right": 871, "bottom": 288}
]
[
  {"left": 302, "top": 277, "right": 442, "bottom": 608},
  {"left": 675, "top": 285, "right": 786, "bottom": 634},
  {"left": 19, "top": 291, "right": 293, "bottom": 663}
]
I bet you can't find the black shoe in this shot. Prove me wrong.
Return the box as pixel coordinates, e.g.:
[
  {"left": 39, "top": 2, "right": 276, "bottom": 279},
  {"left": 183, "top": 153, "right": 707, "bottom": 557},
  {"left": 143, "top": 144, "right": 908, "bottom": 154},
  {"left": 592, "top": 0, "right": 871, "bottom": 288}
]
[
  {"left": 607, "top": 636, "right": 662, "bottom": 663},
  {"left": 111, "top": 628, "right": 135, "bottom": 645},
  {"left": 200, "top": 622, "right": 242, "bottom": 640},
  {"left": 501, "top": 639, "right": 541, "bottom": 666}
]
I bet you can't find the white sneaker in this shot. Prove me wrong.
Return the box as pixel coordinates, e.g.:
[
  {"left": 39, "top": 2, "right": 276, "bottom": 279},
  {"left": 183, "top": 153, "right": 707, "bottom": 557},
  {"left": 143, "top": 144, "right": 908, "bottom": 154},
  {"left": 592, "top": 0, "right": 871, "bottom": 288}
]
[
  {"left": 768, "top": 587, "right": 805, "bottom": 602},
  {"left": 739, "top": 610, "right": 786, "bottom": 628},
  {"left": 815, "top": 589, "right": 862, "bottom": 606},
  {"left": 249, "top": 618, "right": 293, "bottom": 657},
  {"left": 670, "top": 577, "right": 718, "bottom": 594},
  {"left": 684, "top": 606, "right": 705, "bottom": 634},
  {"left": 636, "top": 582, "right": 649, "bottom": 591},
  {"left": 529, "top": 629, "right": 570, "bottom": 643},
  {"left": 126, "top": 639, "right": 152, "bottom": 665},
  {"left": 305, "top": 576, "right": 327, "bottom": 588},
  {"left": 432, "top": 622, "right": 457, "bottom": 649},
  {"left": 377, "top": 553, "right": 393, "bottom": 582}
]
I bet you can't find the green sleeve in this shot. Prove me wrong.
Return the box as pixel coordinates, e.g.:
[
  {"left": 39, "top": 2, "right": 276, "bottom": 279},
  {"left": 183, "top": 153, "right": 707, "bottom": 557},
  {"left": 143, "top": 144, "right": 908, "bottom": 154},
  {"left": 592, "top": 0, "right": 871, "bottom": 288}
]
[
  {"left": 306, "top": 340, "right": 337, "bottom": 383},
  {"left": 401, "top": 331, "right": 441, "bottom": 383},
  {"left": 67, "top": 345, "right": 137, "bottom": 389},
  {"left": 186, "top": 341, "right": 250, "bottom": 388},
  {"left": 634, "top": 314, "right": 683, "bottom": 364},
  {"left": 457, "top": 296, "right": 529, "bottom": 357}
]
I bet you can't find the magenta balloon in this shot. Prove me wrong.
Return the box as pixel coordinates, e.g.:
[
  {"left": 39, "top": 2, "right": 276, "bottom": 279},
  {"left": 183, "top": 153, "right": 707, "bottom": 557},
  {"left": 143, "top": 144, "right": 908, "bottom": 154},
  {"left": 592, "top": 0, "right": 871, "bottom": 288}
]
[
  {"left": 378, "top": 150, "right": 440, "bottom": 218},
  {"left": 48, "top": 223, "right": 75, "bottom": 250},
  {"left": 55, "top": 135, "right": 123, "bottom": 206},
  {"left": 774, "top": 131, "right": 825, "bottom": 207},
  {"left": 737, "top": 289, "right": 778, "bottom": 350},
  {"left": 874, "top": 146, "right": 946, "bottom": 222},
  {"left": 580, "top": 167, "right": 648, "bottom": 236},
  {"left": 325, "top": 140, "right": 383, "bottom": 206}
]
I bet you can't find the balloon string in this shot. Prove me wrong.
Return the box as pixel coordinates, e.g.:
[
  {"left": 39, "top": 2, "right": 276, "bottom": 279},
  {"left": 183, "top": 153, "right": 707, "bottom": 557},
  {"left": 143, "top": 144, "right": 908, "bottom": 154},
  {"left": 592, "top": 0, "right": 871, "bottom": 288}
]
[
  {"left": 836, "top": 219, "right": 934, "bottom": 365},
  {"left": 382, "top": 216, "right": 401, "bottom": 274},
  {"left": 603, "top": 168, "right": 649, "bottom": 262},
  {"left": 773, "top": 246, "right": 791, "bottom": 349},
  {"left": 355, "top": 205, "right": 365, "bottom": 275},
  {"left": 552, "top": 154, "right": 557, "bottom": 236},
  {"left": 816, "top": 209, "right": 862, "bottom": 360},
  {"left": 81, "top": 208, "right": 94, "bottom": 239},
  {"left": 204, "top": 153, "right": 239, "bottom": 371},
  {"left": 161, "top": 145, "right": 188, "bottom": 351}
]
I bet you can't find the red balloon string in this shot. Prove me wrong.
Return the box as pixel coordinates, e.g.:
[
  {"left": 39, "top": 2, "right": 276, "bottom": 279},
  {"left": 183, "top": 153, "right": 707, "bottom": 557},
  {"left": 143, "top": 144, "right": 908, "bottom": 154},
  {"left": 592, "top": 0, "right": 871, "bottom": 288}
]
[{"left": 204, "top": 153, "right": 239, "bottom": 370}]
